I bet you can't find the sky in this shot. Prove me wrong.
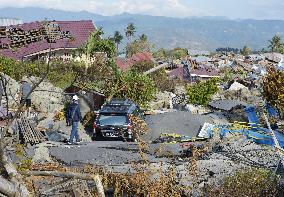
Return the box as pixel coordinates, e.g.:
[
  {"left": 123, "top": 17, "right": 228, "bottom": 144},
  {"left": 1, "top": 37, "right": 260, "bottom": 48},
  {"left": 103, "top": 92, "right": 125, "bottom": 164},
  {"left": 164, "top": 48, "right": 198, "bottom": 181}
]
[{"left": 0, "top": 0, "right": 284, "bottom": 20}]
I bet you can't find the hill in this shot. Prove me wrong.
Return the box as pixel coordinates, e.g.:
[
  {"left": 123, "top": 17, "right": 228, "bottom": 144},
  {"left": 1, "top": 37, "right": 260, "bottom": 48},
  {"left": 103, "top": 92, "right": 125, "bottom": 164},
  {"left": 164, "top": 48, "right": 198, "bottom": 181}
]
[{"left": 1, "top": 7, "right": 284, "bottom": 51}]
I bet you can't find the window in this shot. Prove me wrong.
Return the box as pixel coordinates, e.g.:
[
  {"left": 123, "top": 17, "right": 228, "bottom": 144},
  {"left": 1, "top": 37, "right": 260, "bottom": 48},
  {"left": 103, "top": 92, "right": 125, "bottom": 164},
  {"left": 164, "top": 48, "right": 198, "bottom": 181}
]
[{"left": 98, "top": 115, "right": 127, "bottom": 126}]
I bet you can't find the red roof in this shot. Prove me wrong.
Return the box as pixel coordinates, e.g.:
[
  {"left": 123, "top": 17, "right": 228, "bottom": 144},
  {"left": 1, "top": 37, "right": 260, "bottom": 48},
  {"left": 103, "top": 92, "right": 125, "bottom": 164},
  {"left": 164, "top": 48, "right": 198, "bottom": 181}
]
[
  {"left": 131, "top": 52, "right": 153, "bottom": 62},
  {"left": 0, "top": 20, "right": 95, "bottom": 60},
  {"left": 21, "top": 21, "right": 42, "bottom": 31},
  {"left": 115, "top": 58, "right": 130, "bottom": 70},
  {"left": 115, "top": 52, "right": 153, "bottom": 71}
]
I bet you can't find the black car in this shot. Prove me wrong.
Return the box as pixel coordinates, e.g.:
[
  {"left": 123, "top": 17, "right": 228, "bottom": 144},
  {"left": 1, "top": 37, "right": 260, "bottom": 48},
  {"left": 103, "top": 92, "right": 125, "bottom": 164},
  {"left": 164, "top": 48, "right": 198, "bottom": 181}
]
[{"left": 93, "top": 99, "right": 143, "bottom": 141}]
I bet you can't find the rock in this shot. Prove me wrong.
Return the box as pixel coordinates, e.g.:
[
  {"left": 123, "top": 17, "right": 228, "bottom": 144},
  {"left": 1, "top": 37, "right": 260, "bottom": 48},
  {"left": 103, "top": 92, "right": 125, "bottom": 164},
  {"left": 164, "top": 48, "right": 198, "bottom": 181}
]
[
  {"left": 1, "top": 73, "right": 20, "bottom": 108},
  {"left": 0, "top": 74, "right": 65, "bottom": 113},
  {"left": 28, "top": 76, "right": 65, "bottom": 113},
  {"left": 229, "top": 81, "right": 248, "bottom": 91},
  {"left": 32, "top": 143, "right": 52, "bottom": 163},
  {"left": 148, "top": 91, "right": 174, "bottom": 110},
  {"left": 46, "top": 131, "right": 66, "bottom": 142},
  {"left": 184, "top": 104, "right": 211, "bottom": 114},
  {"left": 37, "top": 117, "right": 55, "bottom": 130}
]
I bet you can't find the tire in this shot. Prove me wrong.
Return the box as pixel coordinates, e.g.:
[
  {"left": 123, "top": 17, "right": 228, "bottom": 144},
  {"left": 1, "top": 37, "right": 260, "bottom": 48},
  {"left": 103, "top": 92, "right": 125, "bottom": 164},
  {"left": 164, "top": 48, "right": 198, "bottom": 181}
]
[{"left": 93, "top": 132, "right": 104, "bottom": 141}]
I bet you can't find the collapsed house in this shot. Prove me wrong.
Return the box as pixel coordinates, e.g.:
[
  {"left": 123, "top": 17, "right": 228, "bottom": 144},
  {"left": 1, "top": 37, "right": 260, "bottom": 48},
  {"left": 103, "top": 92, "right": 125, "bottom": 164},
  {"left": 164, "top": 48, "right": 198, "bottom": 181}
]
[
  {"left": 0, "top": 20, "right": 95, "bottom": 61},
  {"left": 208, "top": 99, "right": 247, "bottom": 122},
  {"left": 169, "top": 63, "right": 219, "bottom": 82}
]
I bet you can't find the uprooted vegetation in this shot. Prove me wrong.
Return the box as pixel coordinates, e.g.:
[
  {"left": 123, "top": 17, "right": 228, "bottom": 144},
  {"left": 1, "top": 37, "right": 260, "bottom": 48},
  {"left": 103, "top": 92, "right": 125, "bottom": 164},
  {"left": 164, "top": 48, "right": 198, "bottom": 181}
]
[
  {"left": 20, "top": 162, "right": 190, "bottom": 197},
  {"left": 207, "top": 168, "right": 283, "bottom": 197}
]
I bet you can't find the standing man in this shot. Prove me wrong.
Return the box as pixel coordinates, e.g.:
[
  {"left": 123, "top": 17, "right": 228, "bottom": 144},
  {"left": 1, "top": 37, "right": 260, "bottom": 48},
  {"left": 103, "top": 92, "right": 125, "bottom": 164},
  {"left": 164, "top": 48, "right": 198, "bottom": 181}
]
[
  {"left": 67, "top": 95, "right": 83, "bottom": 145},
  {"left": 20, "top": 78, "right": 32, "bottom": 117}
]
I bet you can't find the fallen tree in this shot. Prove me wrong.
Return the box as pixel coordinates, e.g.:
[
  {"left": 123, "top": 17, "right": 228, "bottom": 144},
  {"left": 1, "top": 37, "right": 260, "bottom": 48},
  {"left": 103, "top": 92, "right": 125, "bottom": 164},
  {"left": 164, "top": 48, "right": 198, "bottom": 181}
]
[{"left": 20, "top": 170, "right": 105, "bottom": 197}]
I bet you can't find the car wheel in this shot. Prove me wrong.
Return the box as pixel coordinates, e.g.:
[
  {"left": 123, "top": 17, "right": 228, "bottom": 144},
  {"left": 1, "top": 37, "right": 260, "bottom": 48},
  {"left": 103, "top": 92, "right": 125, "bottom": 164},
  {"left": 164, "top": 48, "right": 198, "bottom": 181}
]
[{"left": 93, "top": 132, "right": 104, "bottom": 141}]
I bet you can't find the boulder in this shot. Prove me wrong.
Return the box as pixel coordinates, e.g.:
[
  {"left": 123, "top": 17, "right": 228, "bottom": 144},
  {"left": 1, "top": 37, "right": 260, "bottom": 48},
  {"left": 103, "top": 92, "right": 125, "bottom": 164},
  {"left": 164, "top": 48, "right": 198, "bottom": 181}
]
[
  {"left": 0, "top": 74, "right": 65, "bottom": 113},
  {"left": 28, "top": 76, "right": 65, "bottom": 113},
  {"left": 1, "top": 73, "right": 20, "bottom": 108},
  {"left": 228, "top": 81, "right": 248, "bottom": 91},
  {"left": 148, "top": 91, "right": 175, "bottom": 110},
  {"left": 32, "top": 143, "right": 52, "bottom": 164},
  {"left": 37, "top": 114, "right": 55, "bottom": 130}
]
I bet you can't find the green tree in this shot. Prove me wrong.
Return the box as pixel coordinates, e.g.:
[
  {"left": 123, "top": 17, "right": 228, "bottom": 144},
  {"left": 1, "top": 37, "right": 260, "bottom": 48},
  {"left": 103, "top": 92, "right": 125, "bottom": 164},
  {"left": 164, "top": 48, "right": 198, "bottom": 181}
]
[
  {"left": 125, "top": 23, "right": 136, "bottom": 40},
  {"left": 240, "top": 45, "right": 252, "bottom": 56},
  {"left": 170, "top": 48, "right": 188, "bottom": 59},
  {"left": 153, "top": 48, "right": 169, "bottom": 59},
  {"left": 268, "top": 34, "right": 283, "bottom": 53},
  {"left": 126, "top": 38, "right": 152, "bottom": 57},
  {"left": 113, "top": 31, "right": 124, "bottom": 53},
  {"left": 131, "top": 61, "right": 178, "bottom": 92},
  {"left": 80, "top": 28, "right": 116, "bottom": 59},
  {"left": 114, "top": 70, "right": 156, "bottom": 108},
  {"left": 186, "top": 78, "right": 219, "bottom": 106},
  {"left": 0, "top": 56, "right": 17, "bottom": 77},
  {"left": 139, "top": 34, "right": 148, "bottom": 42}
]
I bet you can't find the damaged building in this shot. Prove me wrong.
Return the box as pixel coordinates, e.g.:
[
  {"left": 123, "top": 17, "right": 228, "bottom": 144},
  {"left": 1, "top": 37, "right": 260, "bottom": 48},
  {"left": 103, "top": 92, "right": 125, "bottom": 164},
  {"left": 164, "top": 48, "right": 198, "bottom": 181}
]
[{"left": 0, "top": 20, "right": 95, "bottom": 61}]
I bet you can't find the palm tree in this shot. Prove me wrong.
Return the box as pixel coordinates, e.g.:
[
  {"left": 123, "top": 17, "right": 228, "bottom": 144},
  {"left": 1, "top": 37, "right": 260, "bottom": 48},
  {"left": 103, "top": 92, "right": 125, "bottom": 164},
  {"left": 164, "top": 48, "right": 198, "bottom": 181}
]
[
  {"left": 268, "top": 35, "right": 283, "bottom": 52},
  {"left": 125, "top": 23, "right": 136, "bottom": 40},
  {"left": 139, "top": 34, "right": 148, "bottom": 42},
  {"left": 113, "top": 31, "right": 123, "bottom": 53}
]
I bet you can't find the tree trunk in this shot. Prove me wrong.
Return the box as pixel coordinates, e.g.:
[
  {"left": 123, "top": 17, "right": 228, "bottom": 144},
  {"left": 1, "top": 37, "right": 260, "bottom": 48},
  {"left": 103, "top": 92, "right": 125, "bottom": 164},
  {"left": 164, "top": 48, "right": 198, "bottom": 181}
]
[
  {"left": 20, "top": 171, "right": 105, "bottom": 197},
  {"left": 0, "top": 176, "right": 16, "bottom": 197}
]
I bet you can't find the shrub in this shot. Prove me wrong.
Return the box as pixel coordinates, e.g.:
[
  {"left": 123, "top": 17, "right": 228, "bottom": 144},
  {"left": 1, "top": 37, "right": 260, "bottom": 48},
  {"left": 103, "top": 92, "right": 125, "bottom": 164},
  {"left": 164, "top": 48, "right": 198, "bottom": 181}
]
[{"left": 186, "top": 78, "right": 219, "bottom": 106}]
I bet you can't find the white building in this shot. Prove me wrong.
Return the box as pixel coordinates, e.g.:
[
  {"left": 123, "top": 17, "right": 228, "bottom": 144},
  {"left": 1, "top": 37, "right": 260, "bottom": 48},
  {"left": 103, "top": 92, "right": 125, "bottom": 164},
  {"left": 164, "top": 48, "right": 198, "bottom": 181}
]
[{"left": 0, "top": 18, "right": 23, "bottom": 26}]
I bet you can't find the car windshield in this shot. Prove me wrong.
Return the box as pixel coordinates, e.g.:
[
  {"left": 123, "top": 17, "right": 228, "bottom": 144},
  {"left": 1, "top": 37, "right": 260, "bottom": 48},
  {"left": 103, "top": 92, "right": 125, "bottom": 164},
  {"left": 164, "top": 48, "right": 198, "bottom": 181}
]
[{"left": 98, "top": 114, "right": 128, "bottom": 126}]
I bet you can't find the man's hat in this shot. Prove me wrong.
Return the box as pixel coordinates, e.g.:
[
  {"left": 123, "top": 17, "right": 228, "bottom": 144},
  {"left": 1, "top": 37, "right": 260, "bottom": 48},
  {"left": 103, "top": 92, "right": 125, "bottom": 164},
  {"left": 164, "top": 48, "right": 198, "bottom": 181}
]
[{"left": 72, "top": 95, "right": 79, "bottom": 101}]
